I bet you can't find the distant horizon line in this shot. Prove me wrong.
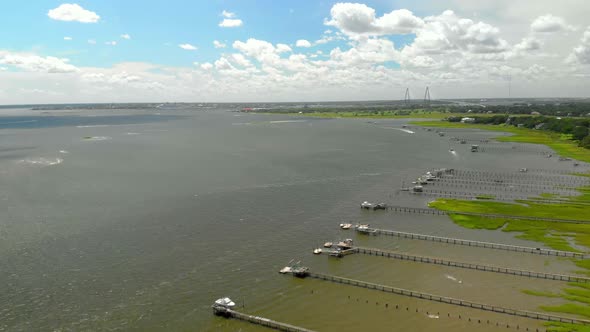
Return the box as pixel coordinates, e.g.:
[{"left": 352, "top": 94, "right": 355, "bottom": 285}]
[{"left": 1, "top": 97, "right": 589, "bottom": 108}]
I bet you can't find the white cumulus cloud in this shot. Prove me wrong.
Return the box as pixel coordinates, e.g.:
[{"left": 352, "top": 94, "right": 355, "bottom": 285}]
[
  {"left": 296, "top": 39, "right": 312, "bottom": 48},
  {"left": 531, "top": 15, "right": 575, "bottom": 33},
  {"left": 179, "top": 43, "right": 197, "bottom": 50},
  {"left": 213, "top": 40, "right": 227, "bottom": 48},
  {"left": 276, "top": 44, "right": 292, "bottom": 53},
  {"left": 222, "top": 10, "right": 236, "bottom": 18},
  {"left": 325, "top": 3, "right": 423, "bottom": 36},
  {"left": 63, "top": 36, "right": 72, "bottom": 41},
  {"left": 567, "top": 27, "right": 590, "bottom": 64},
  {"left": 0, "top": 51, "right": 78, "bottom": 73},
  {"left": 514, "top": 37, "right": 542, "bottom": 53},
  {"left": 120, "top": 34, "right": 131, "bottom": 40},
  {"left": 200, "top": 62, "right": 213, "bottom": 70},
  {"left": 47, "top": 3, "right": 100, "bottom": 23},
  {"left": 219, "top": 19, "right": 243, "bottom": 28},
  {"left": 87, "top": 39, "right": 96, "bottom": 44},
  {"left": 404, "top": 10, "right": 509, "bottom": 55},
  {"left": 105, "top": 41, "right": 117, "bottom": 46}
]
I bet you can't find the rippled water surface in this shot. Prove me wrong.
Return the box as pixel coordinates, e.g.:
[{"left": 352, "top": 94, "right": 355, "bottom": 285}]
[{"left": 0, "top": 107, "right": 586, "bottom": 331}]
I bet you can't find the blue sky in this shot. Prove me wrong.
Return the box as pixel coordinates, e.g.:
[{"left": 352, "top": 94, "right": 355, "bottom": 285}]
[
  {"left": 0, "top": 1, "right": 589, "bottom": 103},
  {"left": 0, "top": 1, "right": 415, "bottom": 68}
]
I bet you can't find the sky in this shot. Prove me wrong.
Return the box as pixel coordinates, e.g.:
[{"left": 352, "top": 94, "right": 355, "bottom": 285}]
[{"left": 1, "top": 0, "right": 590, "bottom": 104}]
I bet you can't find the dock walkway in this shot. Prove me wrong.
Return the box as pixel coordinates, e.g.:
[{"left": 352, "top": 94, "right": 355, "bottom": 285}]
[
  {"left": 383, "top": 204, "right": 590, "bottom": 224},
  {"left": 353, "top": 246, "right": 590, "bottom": 283},
  {"left": 213, "top": 306, "right": 316, "bottom": 332},
  {"left": 361, "top": 228, "right": 586, "bottom": 258},
  {"left": 302, "top": 272, "right": 590, "bottom": 325}
]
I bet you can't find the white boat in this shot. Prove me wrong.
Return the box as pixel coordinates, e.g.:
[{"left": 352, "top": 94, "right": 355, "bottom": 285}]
[
  {"left": 337, "top": 238, "right": 354, "bottom": 249},
  {"left": 355, "top": 224, "right": 370, "bottom": 230},
  {"left": 355, "top": 224, "right": 376, "bottom": 234},
  {"left": 360, "top": 201, "right": 373, "bottom": 209},
  {"left": 279, "top": 266, "right": 292, "bottom": 274},
  {"left": 313, "top": 248, "right": 323, "bottom": 254},
  {"left": 323, "top": 242, "right": 333, "bottom": 248},
  {"left": 214, "top": 297, "right": 236, "bottom": 308},
  {"left": 340, "top": 223, "right": 352, "bottom": 230}
]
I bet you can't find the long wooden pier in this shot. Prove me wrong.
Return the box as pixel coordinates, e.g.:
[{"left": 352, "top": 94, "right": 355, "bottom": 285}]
[
  {"left": 360, "top": 228, "right": 586, "bottom": 258},
  {"left": 352, "top": 247, "right": 590, "bottom": 283},
  {"left": 383, "top": 204, "right": 590, "bottom": 224},
  {"left": 301, "top": 272, "right": 590, "bottom": 326},
  {"left": 213, "top": 306, "right": 316, "bottom": 332}
]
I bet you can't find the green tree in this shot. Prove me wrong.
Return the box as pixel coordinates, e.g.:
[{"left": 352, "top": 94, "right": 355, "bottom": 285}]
[{"left": 573, "top": 126, "right": 589, "bottom": 141}]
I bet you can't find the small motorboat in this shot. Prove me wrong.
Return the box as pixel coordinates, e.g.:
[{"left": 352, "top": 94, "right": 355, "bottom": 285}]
[
  {"left": 214, "top": 297, "right": 236, "bottom": 308},
  {"left": 279, "top": 266, "right": 292, "bottom": 274},
  {"left": 360, "top": 201, "right": 373, "bottom": 209},
  {"left": 313, "top": 248, "right": 323, "bottom": 255},
  {"left": 355, "top": 224, "right": 376, "bottom": 234},
  {"left": 323, "top": 242, "right": 333, "bottom": 248},
  {"left": 337, "top": 238, "right": 354, "bottom": 249},
  {"left": 340, "top": 223, "right": 352, "bottom": 230}
]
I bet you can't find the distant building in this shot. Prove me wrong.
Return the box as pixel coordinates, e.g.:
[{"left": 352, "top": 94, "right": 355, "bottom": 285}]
[
  {"left": 531, "top": 111, "right": 541, "bottom": 115},
  {"left": 461, "top": 117, "right": 475, "bottom": 123}
]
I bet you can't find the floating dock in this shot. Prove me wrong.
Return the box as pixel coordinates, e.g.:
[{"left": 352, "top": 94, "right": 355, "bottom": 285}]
[
  {"left": 357, "top": 227, "right": 586, "bottom": 258},
  {"left": 284, "top": 271, "right": 590, "bottom": 326},
  {"left": 213, "top": 306, "right": 316, "bottom": 332},
  {"left": 352, "top": 246, "right": 590, "bottom": 283}
]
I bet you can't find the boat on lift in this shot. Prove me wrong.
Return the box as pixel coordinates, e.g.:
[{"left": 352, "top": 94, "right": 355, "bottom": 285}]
[{"left": 214, "top": 297, "right": 236, "bottom": 309}]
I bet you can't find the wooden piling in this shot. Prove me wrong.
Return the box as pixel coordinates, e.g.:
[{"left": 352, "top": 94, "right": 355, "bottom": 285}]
[
  {"left": 353, "top": 247, "right": 590, "bottom": 283},
  {"left": 362, "top": 228, "right": 586, "bottom": 258},
  {"left": 213, "top": 306, "right": 316, "bottom": 332},
  {"left": 298, "top": 272, "right": 590, "bottom": 326}
]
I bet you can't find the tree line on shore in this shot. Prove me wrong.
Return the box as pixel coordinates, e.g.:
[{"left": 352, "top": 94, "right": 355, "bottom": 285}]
[{"left": 448, "top": 115, "right": 590, "bottom": 149}]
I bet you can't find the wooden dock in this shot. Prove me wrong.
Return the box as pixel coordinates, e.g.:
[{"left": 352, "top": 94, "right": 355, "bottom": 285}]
[
  {"left": 353, "top": 247, "right": 590, "bottom": 283},
  {"left": 384, "top": 204, "right": 590, "bottom": 224},
  {"left": 360, "top": 228, "right": 586, "bottom": 258},
  {"left": 301, "top": 272, "right": 590, "bottom": 326},
  {"left": 213, "top": 306, "right": 316, "bottom": 332}
]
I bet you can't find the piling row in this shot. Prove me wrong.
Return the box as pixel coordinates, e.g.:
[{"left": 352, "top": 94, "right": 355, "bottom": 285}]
[
  {"left": 213, "top": 307, "right": 316, "bottom": 332},
  {"left": 434, "top": 176, "right": 579, "bottom": 187},
  {"left": 385, "top": 205, "right": 447, "bottom": 215},
  {"left": 414, "top": 190, "right": 531, "bottom": 202},
  {"left": 364, "top": 228, "right": 586, "bottom": 258},
  {"left": 383, "top": 204, "right": 589, "bottom": 224},
  {"left": 450, "top": 170, "right": 588, "bottom": 185},
  {"left": 352, "top": 247, "right": 590, "bottom": 283},
  {"left": 430, "top": 179, "right": 577, "bottom": 194},
  {"left": 417, "top": 189, "right": 586, "bottom": 205},
  {"left": 475, "top": 146, "right": 552, "bottom": 154},
  {"left": 446, "top": 174, "right": 587, "bottom": 187},
  {"left": 304, "top": 272, "right": 590, "bottom": 326}
]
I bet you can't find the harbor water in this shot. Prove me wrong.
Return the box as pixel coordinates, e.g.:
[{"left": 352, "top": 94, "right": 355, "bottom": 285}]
[{"left": 0, "top": 106, "right": 585, "bottom": 331}]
